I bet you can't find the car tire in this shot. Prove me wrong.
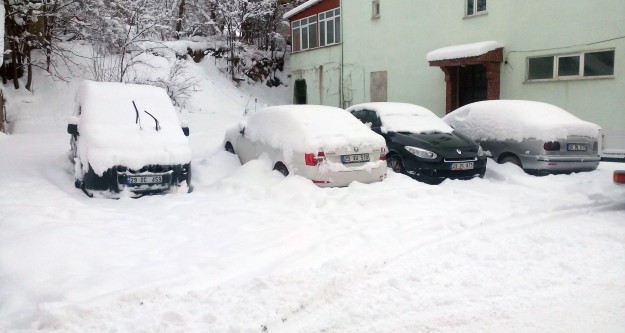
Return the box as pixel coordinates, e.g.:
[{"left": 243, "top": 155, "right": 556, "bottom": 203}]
[
  {"left": 225, "top": 142, "right": 235, "bottom": 154},
  {"left": 273, "top": 162, "right": 289, "bottom": 177},
  {"left": 500, "top": 155, "right": 522, "bottom": 168},
  {"left": 387, "top": 155, "right": 405, "bottom": 174}
]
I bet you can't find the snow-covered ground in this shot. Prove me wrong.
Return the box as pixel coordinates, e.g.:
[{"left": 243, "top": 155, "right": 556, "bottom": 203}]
[{"left": 1, "top": 45, "right": 625, "bottom": 333}]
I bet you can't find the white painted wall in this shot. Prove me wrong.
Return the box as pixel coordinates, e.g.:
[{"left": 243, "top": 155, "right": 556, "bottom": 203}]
[{"left": 290, "top": 0, "right": 625, "bottom": 131}]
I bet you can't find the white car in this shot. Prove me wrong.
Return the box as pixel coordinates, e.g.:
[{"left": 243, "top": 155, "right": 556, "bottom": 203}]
[
  {"left": 223, "top": 105, "right": 387, "bottom": 187},
  {"left": 68, "top": 80, "right": 192, "bottom": 197},
  {"left": 443, "top": 100, "right": 601, "bottom": 174}
]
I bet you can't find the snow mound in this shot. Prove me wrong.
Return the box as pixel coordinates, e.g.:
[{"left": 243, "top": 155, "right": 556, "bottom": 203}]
[
  {"left": 443, "top": 100, "right": 601, "bottom": 142},
  {"left": 242, "top": 105, "right": 386, "bottom": 153},
  {"left": 347, "top": 102, "right": 453, "bottom": 134}
]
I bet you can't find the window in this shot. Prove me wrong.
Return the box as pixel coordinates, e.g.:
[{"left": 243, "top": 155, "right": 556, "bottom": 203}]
[
  {"left": 319, "top": 8, "right": 341, "bottom": 47},
  {"left": 372, "top": 0, "right": 380, "bottom": 18},
  {"left": 292, "top": 15, "right": 318, "bottom": 52},
  {"left": 291, "top": 8, "right": 341, "bottom": 52},
  {"left": 527, "top": 50, "right": 615, "bottom": 81},
  {"left": 466, "top": 0, "right": 486, "bottom": 16}
]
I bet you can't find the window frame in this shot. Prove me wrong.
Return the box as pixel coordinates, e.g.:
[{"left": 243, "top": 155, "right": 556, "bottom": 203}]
[
  {"left": 318, "top": 8, "right": 341, "bottom": 48},
  {"left": 526, "top": 49, "right": 616, "bottom": 82},
  {"left": 291, "top": 14, "right": 318, "bottom": 52},
  {"left": 372, "top": 0, "right": 380, "bottom": 19},
  {"left": 465, "top": 0, "right": 487, "bottom": 17}
]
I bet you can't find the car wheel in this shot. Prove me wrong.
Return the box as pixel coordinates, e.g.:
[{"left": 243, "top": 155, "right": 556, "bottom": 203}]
[
  {"left": 225, "top": 142, "right": 235, "bottom": 154},
  {"left": 500, "top": 155, "right": 522, "bottom": 168},
  {"left": 273, "top": 162, "right": 289, "bottom": 177},
  {"left": 387, "top": 155, "right": 405, "bottom": 174}
]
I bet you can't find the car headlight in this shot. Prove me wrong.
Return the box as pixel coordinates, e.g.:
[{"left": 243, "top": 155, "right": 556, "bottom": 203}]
[
  {"left": 477, "top": 145, "right": 485, "bottom": 156},
  {"left": 405, "top": 146, "right": 437, "bottom": 159}
]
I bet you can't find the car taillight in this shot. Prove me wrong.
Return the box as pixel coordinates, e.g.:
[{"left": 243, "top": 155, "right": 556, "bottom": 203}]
[
  {"left": 543, "top": 141, "right": 561, "bottom": 151},
  {"left": 305, "top": 152, "right": 325, "bottom": 166},
  {"left": 380, "top": 147, "right": 387, "bottom": 160},
  {"left": 614, "top": 171, "right": 625, "bottom": 184}
]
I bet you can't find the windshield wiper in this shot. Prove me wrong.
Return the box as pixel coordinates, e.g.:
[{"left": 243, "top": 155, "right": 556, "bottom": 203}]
[
  {"left": 132, "top": 101, "right": 143, "bottom": 130},
  {"left": 143, "top": 110, "right": 160, "bottom": 131}
]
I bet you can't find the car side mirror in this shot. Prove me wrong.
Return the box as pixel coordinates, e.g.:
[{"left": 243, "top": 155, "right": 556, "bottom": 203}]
[
  {"left": 239, "top": 127, "right": 246, "bottom": 136},
  {"left": 182, "top": 127, "right": 189, "bottom": 136},
  {"left": 67, "top": 123, "right": 79, "bottom": 136}
]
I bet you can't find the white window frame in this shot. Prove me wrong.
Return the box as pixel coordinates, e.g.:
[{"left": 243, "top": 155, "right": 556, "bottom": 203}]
[
  {"left": 318, "top": 8, "right": 341, "bottom": 48},
  {"left": 292, "top": 14, "right": 318, "bottom": 52},
  {"left": 372, "top": 0, "right": 380, "bottom": 19},
  {"left": 526, "top": 49, "right": 615, "bottom": 82},
  {"left": 466, "top": 0, "right": 487, "bottom": 17}
]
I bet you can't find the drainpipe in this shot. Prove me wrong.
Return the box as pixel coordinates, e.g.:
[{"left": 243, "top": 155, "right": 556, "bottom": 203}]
[{"left": 339, "top": 0, "right": 344, "bottom": 108}]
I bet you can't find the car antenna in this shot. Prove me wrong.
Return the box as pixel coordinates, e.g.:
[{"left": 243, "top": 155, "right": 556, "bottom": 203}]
[
  {"left": 144, "top": 110, "right": 161, "bottom": 131},
  {"left": 132, "top": 101, "right": 143, "bottom": 130}
]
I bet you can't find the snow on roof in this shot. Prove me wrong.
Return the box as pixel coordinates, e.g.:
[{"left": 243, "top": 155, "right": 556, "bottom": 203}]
[
  {"left": 243, "top": 105, "right": 385, "bottom": 153},
  {"left": 443, "top": 100, "right": 601, "bottom": 142},
  {"left": 75, "top": 80, "right": 191, "bottom": 175},
  {"left": 426, "top": 41, "right": 503, "bottom": 62},
  {"left": 346, "top": 102, "right": 453, "bottom": 134},
  {"left": 283, "top": 0, "right": 322, "bottom": 19}
]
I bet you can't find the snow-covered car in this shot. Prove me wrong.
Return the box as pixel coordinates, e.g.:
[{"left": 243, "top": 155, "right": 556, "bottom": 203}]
[
  {"left": 67, "top": 80, "right": 192, "bottom": 197},
  {"left": 443, "top": 100, "right": 601, "bottom": 174},
  {"left": 346, "top": 102, "right": 487, "bottom": 185},
  {"left": 615, "top": 170, "right": 625, "bottom": 184},
  {"left": 223, "top": 105, "right": 387, "bottom": 187}
]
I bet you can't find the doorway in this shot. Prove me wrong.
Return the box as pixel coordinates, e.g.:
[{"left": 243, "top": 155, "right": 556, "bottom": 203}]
[
  {"left": 458, "top": 64, "right": 487, "bottom": 107},
  {"left": 294, "top": 79, "right": 307, "bottom": 104}
]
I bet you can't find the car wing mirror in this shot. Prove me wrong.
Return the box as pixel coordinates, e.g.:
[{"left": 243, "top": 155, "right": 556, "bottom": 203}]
[
  {"left": 182, "top": 127, "right": 190, "bottom": 136},
  {"left": 239, "top": 127, "right": 246, "bottom": 136},
  {"left": 67, "top": 123, "right": 79, "bottom": 136}
]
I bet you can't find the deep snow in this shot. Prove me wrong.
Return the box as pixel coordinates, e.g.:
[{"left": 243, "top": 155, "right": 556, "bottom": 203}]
[{"left": 1, "top": 42, "right": 625, "bottom": 333}]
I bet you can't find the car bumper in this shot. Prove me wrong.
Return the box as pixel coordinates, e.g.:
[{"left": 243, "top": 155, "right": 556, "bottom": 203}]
[
  {"left": 522, "top": 155, "right": 600, "bottom": 174},
  {"left": 302, "top": 163, "right": 388, "bottom": 187},
  {"left": 403, "top": 157, "right": 487, "bottom": 184}
]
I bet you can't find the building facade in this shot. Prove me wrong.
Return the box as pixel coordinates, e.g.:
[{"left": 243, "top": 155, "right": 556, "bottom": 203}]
[{"left": 285, "top": 0, "right": 625, "bottom": 134}]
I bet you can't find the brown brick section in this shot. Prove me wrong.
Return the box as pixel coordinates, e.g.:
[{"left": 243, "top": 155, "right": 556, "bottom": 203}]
[
  {"left": 289, "top": 0, "right": 340, "bottom": 21},
  {"left": 429, "top": 48, "right": 503, "bottom": 113}
]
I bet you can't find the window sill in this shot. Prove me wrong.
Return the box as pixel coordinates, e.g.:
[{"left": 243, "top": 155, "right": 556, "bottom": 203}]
[
  {"left": 464, "top": 11, "right": 487, "bottom": 19},
  {"left": 291, "top": 42, "right": 342, "bottom": 54},
  {"left": 524, "top": 75, "right": 614, "bottom": 83}
]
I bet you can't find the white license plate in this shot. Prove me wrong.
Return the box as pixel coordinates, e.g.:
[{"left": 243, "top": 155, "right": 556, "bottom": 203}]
[
  {"left": 127, "top": 175, "right": 164, "bottom": 185},
  {"left": 450, "top": 162, "right": 474, "bottom": 171},
  {"left": 341, "top": 153, "right": 370, "bottom": 164},
  {"left": 567, "top": 143, "right": 587, "bottom": 151}
]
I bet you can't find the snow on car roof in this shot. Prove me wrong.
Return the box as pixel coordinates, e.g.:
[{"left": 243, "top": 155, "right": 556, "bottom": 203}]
[
  {"left": 346, "top": 102, "right": 453, "bottom": 134},
  {"left": 443, "top": 100, "right": 601, "bottom": 142},
  {"left": 243, "top": 105, "right": 385, "bottom": 152},
  {"left": 75, "top": 80, "right": 191, "bottom": 175}
]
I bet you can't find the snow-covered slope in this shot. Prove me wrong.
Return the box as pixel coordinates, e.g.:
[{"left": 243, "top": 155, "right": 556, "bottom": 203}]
[{"left": 1, "top": 43, "right": 624, "bottom": 332}]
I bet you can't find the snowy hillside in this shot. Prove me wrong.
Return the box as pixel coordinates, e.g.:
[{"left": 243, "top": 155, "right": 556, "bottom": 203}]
[{"left": 1, "top": 42, "right": 625, "bottom": 332}]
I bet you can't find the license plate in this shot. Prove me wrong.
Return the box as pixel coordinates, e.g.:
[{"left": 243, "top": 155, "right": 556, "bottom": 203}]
[
  {"left": 127, "top": 175, "right": 164, "bottom": 185},
  {"left": 341, "top": 153, "right": 370, "bottom": 164},
  {"left": 567, "top": 143, "right": 587, "bottom": 151},
  {"left": 450, "top": 162, "right": 474, "bottom": 171}
]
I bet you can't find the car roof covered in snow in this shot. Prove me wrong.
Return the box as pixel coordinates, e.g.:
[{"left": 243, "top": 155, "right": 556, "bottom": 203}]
[
  {"left": 242, "top": 105, "right": 385, "bottom": 152},
  {"left": 74, "top": 80, "right": 191, "bottom": 174},
  {"left": 443, "top": 100, "right": 601, "bottom": 142},
  {"left": 346, "top": 102, "right": 453, "bottom": 134}
]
